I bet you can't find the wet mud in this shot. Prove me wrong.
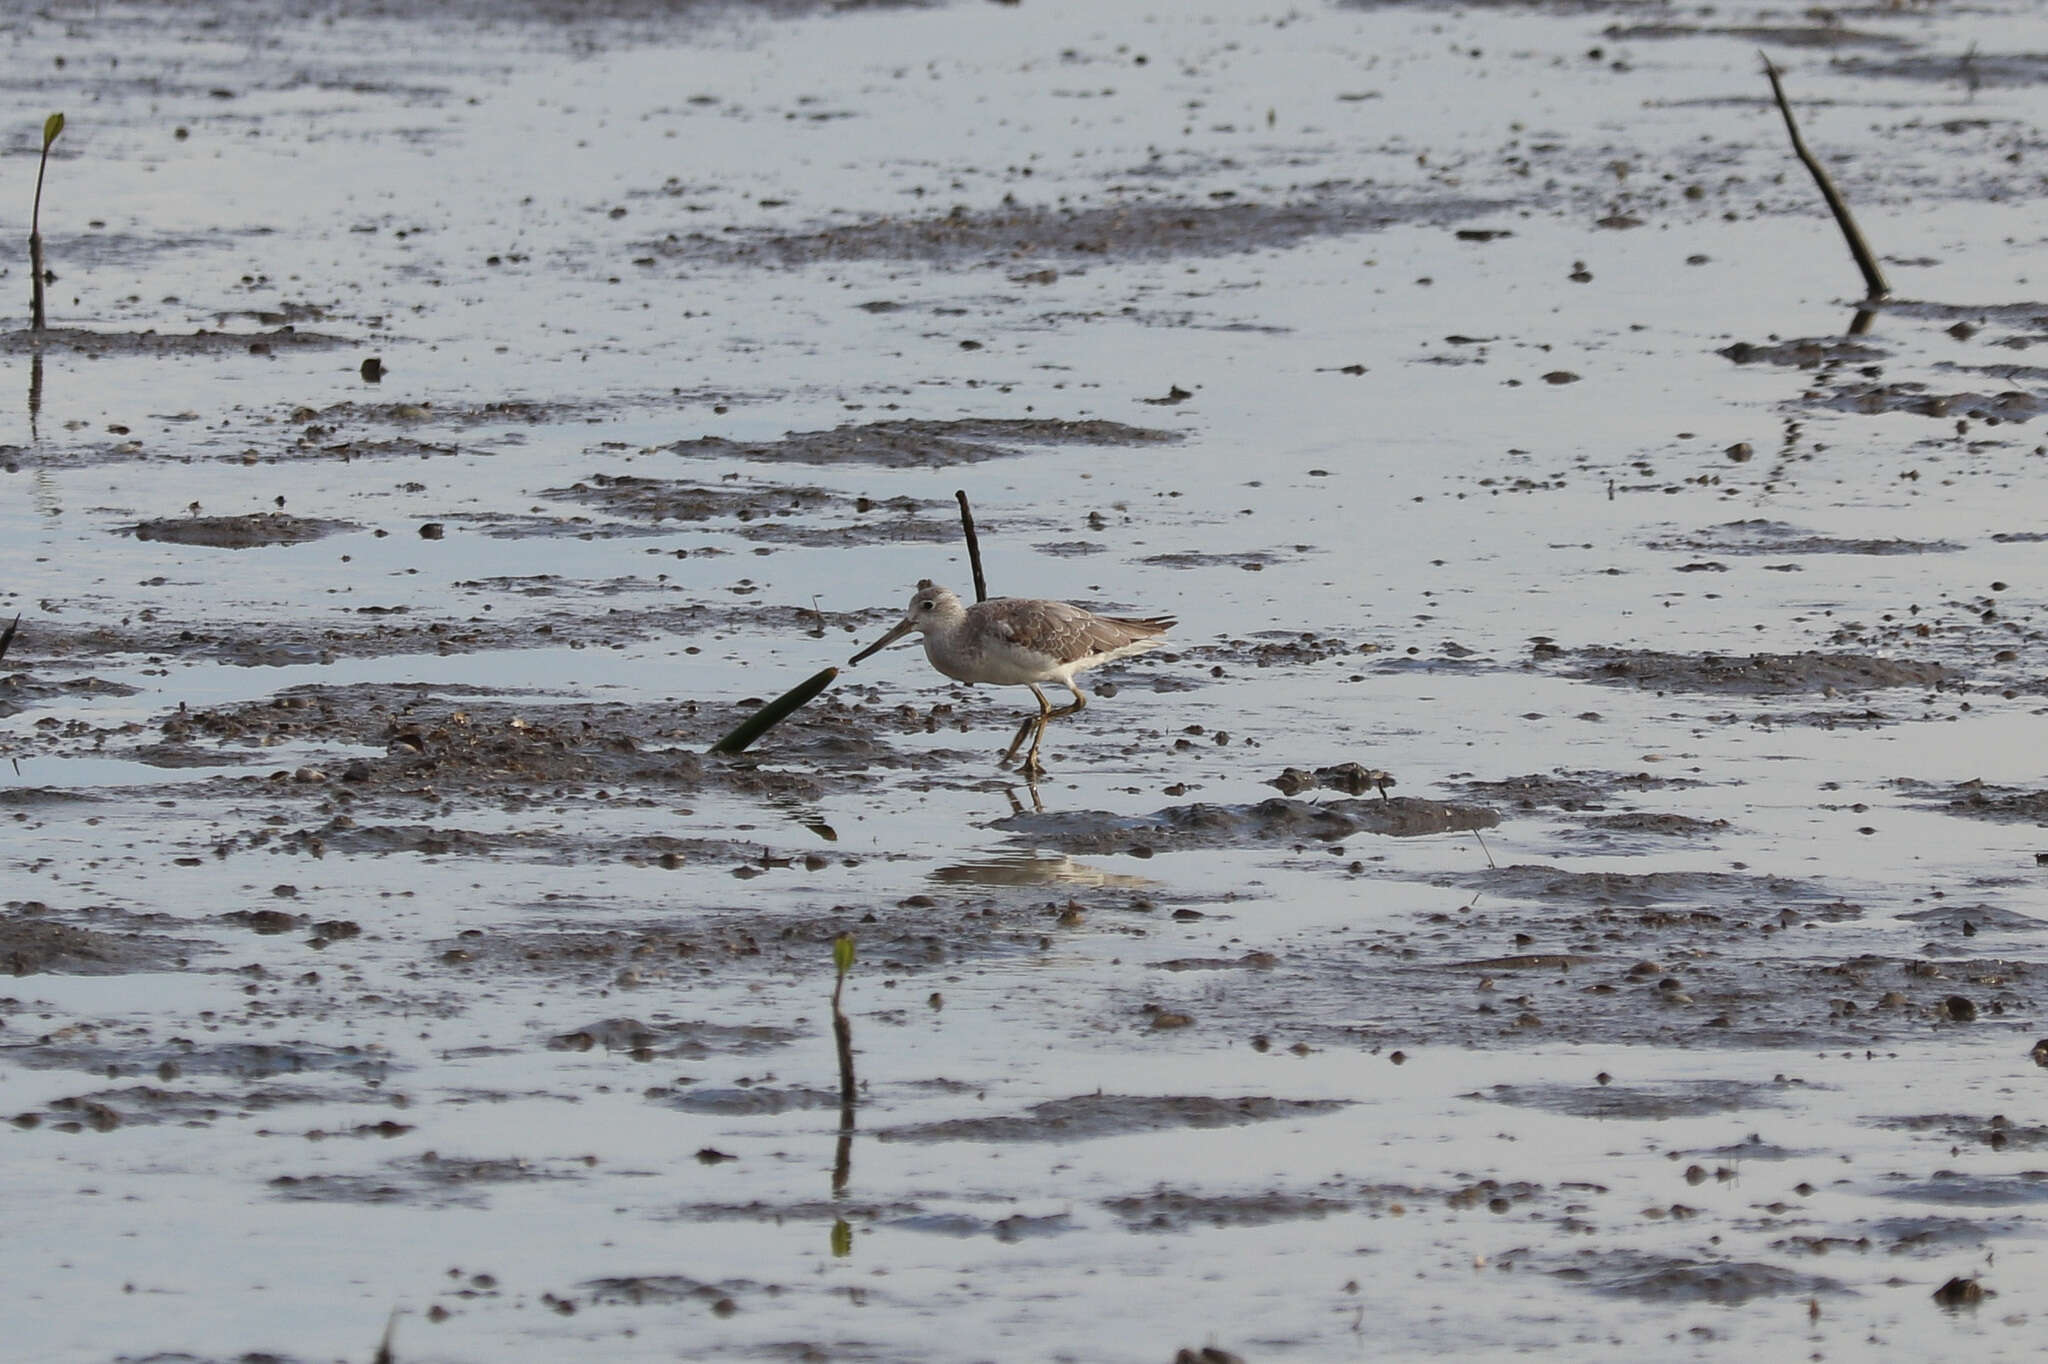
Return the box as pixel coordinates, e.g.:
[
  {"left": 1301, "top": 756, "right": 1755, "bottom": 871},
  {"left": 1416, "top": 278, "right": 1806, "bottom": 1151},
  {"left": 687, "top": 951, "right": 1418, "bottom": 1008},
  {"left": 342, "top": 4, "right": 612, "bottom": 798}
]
[
  {"left": 877, "top": 1093, "right": 1351, "bottom": 1144},
  {"left": 8, "top": 0, "right": 2048, "bottom": 1360},
  {"left": 996, "top": 793, "right": 1499, "bottom": 852},
  {"left": 1647, "top": 518, "right": 1964, "bottom": 558},
  {"left": 1898, "top": 778, "right": 2048, "bottom": 826},
  {"left": 270, "top": 1153, "right": 582, "bottom": 1209},
  {"left": 0, "top": 903, "right": 193, "bottom": 976},
  {"left": 131, "top": 511, "right": 360, "bottom": 548},
  {"left": 0, "top": 324, "right": 351, "bottom": 358},
  {"left": 1563, "top": 647, "right": 1953, "bottom": 694},
  {"left": 653, "top": 192, "right": 1516, "bottom": 269},
  {"left": 662, "top": 418, "right": 1178, "bottom": 468}
]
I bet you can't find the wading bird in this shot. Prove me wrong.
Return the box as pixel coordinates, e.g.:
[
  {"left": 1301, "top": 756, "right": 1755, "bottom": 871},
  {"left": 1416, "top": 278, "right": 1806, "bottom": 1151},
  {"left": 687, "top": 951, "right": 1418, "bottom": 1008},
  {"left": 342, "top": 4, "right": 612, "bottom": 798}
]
[{"left": 848, "top": 580, "right": 1174, "bottom": 776}]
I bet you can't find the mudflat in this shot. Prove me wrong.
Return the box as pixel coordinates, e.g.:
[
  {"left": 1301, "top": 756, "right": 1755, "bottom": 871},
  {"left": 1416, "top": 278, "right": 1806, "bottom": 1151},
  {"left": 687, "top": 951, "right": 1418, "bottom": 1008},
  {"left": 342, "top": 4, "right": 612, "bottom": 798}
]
[{"left": 4, "top": 1, "right": 2047, "bottom": 1359}]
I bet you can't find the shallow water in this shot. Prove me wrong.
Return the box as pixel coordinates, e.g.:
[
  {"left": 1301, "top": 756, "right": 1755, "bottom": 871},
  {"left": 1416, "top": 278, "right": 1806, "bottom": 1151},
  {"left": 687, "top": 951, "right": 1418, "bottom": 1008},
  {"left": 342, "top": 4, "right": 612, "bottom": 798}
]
[{"left": 5, "top": 0, "right": 2048, "bottom": 1359}]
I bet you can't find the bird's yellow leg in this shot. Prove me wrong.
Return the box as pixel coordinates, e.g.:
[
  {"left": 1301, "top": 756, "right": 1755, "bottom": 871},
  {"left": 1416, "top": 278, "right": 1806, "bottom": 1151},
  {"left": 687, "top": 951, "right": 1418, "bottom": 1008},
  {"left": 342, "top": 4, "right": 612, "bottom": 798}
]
[
  {"left": 1002, "top": 684, "right": 1054, "bottom": 765},
  {"left": 1021, "top": 683, "right": 1086, "bottom": 774}
]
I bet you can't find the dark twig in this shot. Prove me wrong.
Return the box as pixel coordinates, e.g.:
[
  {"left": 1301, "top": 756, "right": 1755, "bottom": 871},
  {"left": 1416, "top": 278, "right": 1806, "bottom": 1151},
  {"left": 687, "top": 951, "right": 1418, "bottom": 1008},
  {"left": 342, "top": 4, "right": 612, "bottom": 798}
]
[
  {"left": 28, "top": 234, "right": 45, "bottom": 331},
  {"left": 831, "top": 935, "right": 857, "bottom": 1106},
  {"left": 0, "top": 615, "right": 17, "bottom": 662},
  {"left": 954, "top": 490, "right": 988, "bottom": 603},
  {"left": 1760, "top": 54, "right": 1889, "bottom": 301},
  {"left": 708, "top": 665, "right": 837, "bottom": 754},
  {"left": 830, "top": 934, "right": 856, "bottom": 1193},
  {"left": 832, "top": 1115, "right": 853, "bottom": 1195}
]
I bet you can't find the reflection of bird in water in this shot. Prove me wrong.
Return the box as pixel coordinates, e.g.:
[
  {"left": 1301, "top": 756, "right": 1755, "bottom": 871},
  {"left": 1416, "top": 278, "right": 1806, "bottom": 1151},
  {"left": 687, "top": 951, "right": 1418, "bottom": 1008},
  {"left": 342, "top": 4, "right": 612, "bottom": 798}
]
[{"left": 849, "top": 580, "right": 1174, "bottom": 776}]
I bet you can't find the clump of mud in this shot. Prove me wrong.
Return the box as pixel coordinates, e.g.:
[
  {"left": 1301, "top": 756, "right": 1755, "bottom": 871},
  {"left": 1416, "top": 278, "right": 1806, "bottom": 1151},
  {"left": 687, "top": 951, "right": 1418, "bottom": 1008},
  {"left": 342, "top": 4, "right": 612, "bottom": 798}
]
[
  {"left": 1717, "top": 336, "right": 1889, "bottom": 368},
  {"left": 878, "top": 1093, "right": 1350, "bottom": 1144},
  {"left": 661, "top": 417, "right": 1177, "bottom": 468},
  {"left": 1449, "top": 768, "right": 1703, "bottom": 811},
  {"left": 1547, "top": 1250, "right": 1840, "bottom": 1305},
  {"left": 1818, "top": 383, "right": 2046, "bottom": 424},
  {"left": 997, "top": 793, "right": 1498, "bottom": 853},
  {"left": 645, "top": 194, "right": 1512, "bottom": 269},
  {"left": 0, "top": 901, "right": 194, "bottom": 976},
  {"left": 1648, "top": 519, "right": 1962, "bottom": 557},
  {"left": 270, "top": 1152, "right": 580, "bottom": 1208},
  {"left": 0, "top": 671, "right": 140, "bottom": 720},
  {"left": 1564, "top": 646, "right": 1951, "bottom": 694},
  {"left": 1267, "top": 762, "right": 1394, "bottom": 796},
  {"left": 0, "top": 325, "right": 350, "bottom": 357},
  {"left": 534, "top": 474, "right": 955, "bottom": 545},
  {"left": 1896, "top": 777, "right": 2048, "bottom": 825},
  {"left": 129, "top": 512, "right": 359, "bottom": 548}
]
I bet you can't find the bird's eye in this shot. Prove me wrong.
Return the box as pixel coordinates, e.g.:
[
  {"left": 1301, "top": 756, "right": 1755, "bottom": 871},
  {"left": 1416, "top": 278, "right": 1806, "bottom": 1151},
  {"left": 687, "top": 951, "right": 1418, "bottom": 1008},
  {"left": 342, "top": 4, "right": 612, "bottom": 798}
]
[{"left": 918, "top": 599, "right": 934, "bottom": 611}]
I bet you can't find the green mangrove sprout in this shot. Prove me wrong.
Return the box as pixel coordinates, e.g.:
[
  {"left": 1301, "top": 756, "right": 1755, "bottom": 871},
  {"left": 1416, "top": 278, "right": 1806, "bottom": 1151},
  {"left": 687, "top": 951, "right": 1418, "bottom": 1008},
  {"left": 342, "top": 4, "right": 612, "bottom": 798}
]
[{"left": 31, "top": 113, "right": 63, "bottom": 331}]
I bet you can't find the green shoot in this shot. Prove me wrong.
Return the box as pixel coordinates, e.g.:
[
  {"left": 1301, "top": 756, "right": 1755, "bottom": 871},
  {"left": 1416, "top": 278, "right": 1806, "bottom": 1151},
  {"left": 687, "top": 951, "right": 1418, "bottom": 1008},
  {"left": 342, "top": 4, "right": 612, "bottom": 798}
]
[{"left": 31, "top": 113, "right": 63, "bottom": 331}]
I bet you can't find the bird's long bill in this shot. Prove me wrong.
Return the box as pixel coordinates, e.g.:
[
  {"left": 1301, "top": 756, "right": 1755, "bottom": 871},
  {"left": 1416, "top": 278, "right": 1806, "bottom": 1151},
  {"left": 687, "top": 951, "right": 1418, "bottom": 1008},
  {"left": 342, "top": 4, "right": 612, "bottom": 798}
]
[{"left": 847, "top": 616, "right": 915, "bottom": 665}]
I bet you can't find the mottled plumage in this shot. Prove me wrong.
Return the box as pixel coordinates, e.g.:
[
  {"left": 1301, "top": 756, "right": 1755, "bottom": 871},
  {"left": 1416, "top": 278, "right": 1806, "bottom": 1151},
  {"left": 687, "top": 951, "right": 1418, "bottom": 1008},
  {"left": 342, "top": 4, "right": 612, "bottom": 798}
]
[{"left": 848, "top": 580, "right": 1174, "bottom": 775}]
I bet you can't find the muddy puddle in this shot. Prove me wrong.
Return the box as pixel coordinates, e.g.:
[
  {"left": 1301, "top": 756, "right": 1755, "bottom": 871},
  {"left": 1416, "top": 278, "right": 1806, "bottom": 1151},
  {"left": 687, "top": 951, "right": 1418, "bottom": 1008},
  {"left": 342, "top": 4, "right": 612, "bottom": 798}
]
[{"left": 6, "top": 0, "right": 2048, "bottom": 1360}]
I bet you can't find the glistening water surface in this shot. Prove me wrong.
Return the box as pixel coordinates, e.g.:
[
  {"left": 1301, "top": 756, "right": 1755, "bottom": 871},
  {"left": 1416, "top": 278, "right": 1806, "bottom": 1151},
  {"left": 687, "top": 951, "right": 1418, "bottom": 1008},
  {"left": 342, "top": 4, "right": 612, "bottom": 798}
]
[{"left": 5, "top": 0, "right": 2048, "bottom": 1359}]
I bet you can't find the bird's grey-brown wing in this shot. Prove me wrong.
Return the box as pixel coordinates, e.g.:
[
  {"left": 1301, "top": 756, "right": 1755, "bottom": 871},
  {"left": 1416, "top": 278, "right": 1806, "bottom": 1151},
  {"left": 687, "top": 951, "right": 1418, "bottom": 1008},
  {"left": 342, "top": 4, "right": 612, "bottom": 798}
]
[
  {"left": 1101, "top": 613, "right": 1175, "bottom": 637},
  {"left": 986, "top": 598, "right": 1171, "bottom": 665}
]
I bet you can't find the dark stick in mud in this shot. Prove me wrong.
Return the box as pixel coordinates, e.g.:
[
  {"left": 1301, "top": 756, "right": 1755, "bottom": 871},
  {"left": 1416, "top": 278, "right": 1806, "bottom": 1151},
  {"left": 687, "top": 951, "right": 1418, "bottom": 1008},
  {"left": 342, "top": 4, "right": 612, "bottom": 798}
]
[
  {"left": 831, "top": 934, "right": 856, "bottom": 1193},
  {"left": 30, "top": 113, "right": 63, "bottom": 331},
  {"left": 1760, "top": 55, "right": 1889, "bottom": 301},
  {"left": 955, "top": 490, "right": 988, "bottom": 603},
  {"left": 0, "top": 615, "right": 17, "bottom": 662},
  {"left": 708, "top": 665, "right": 838, "bottom": 754},
  {"left": 831, "top": 934, "right": 857, "bottom": 1105}
]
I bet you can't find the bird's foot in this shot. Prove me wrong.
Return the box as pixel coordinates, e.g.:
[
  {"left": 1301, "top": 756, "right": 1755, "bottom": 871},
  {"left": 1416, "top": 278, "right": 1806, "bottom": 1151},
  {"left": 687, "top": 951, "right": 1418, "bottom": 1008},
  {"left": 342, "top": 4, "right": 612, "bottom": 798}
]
[
  {"left": 997, "top": 752, "right": 1046, "bottom": 780},
  {"left": 1001, "top": 715, "right": 1039, "bottom": 765}
]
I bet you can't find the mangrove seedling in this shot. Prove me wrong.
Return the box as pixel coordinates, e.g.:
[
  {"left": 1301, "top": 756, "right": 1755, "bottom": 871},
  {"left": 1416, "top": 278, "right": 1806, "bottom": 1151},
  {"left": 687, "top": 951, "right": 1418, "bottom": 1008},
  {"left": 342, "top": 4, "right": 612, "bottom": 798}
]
[
  {"left": 31, "top": 113, "right": 64, "bottom": 331},
  {"left": 831, "top": 933, "right": 857, "bottom": 1107},
  {"left": 830, "top": 933, "right": 857, "bottom": 1193}
]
